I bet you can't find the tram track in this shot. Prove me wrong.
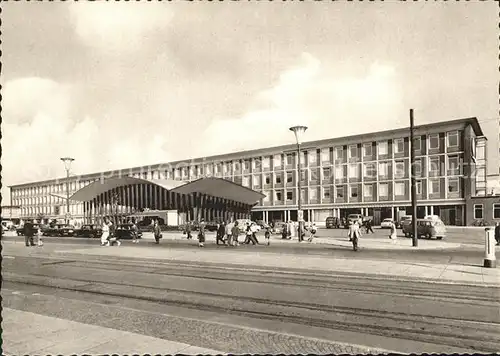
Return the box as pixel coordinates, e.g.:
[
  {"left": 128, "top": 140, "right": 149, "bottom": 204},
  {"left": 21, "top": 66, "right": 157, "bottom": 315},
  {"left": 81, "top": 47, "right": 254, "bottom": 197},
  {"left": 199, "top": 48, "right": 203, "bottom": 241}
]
[{"left": 4, "top": 261, "right": 500, "bottom": 352}]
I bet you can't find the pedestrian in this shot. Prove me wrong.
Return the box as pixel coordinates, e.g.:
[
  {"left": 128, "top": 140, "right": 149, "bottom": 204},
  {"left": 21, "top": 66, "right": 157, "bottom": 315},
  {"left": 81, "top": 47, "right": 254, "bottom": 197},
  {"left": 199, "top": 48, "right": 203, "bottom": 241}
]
[
  {"left": 101, "top": 217, "right": 110, "bottom": 246},
  {"left": 495, "top": 222, "right": 500, "bottom": 246},
  {"left": 108, "top": 218, "right": 117, "bottom": 245},
  {"left": 185, "top": 221, "right": 193, "bottom": 240},
  {"left": 131, "top": 219, "right": 139, "bottom": 244},
  {"left": 250, "top": 223, "right": 259, "bottom": 244},
  {"left": 365, "top": 219, "right": 374, "bottom": 234},
  {"left": 198, "top": 218, "right": 206, "bottom": 247},
  {"left": 36, "top": 223, "right": 43, "bottom": 247},
  {"left": 23, "top": 220, "right": 35, "bottom": 247},
  {"left": 348, "top": 220, "right": 354, "bottom": 242},
  {"left": 281, "top": 223, "right": 288, "bottom": 240},
  {"left": 153, "top": 220, "right": 162, "bottom": 244},
  {"left": 216, "top": 220, "right": 226, "bottom": 245},
  {"left": 389, "top": 220, "right": 397, "bottom": 242},
  {"left": 231, "top": 221, "right": 240, "bottom": 246},
  {"left": 244, "top": 223, "right": 252, "bottom": 244},
  {"left": 225, "top": 220, "right": 233, "bottom": 246},
  {"left": 307, "top": 223, "right": 317, "bottom": 243},
  {"left": 351, "top": 220, "right": 361, "bottom": 251},
  {"left": 264, "top": 226, "right": 271, "bottom": 246}
]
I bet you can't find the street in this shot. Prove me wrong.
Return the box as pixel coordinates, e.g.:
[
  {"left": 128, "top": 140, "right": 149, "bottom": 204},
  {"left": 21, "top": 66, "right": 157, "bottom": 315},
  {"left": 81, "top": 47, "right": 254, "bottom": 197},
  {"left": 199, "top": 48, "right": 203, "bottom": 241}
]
[{"left": 3, "top": 235, "right": 500, "bottom": 354}]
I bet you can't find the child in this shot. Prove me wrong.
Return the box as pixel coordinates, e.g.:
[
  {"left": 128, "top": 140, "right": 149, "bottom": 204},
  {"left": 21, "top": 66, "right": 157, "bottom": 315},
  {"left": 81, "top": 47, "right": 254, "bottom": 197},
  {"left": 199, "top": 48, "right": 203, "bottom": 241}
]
[
  {"left": 265, "top": 227, "right": 271, "bottom": 246},
  {"left": 36, "top": 225, "right": 43, "bottom": 247}
]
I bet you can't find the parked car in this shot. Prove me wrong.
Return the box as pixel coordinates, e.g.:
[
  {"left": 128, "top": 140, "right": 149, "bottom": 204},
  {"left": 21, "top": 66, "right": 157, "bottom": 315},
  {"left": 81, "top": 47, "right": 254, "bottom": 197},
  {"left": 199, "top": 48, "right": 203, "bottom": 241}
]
[
  {"left": 380, "top": 218, "right": 395, "bottom": 229},
  {"left": 114, "top": 223, "right": 143, "bottom": 239},
  {"left": 16, "top": 224, "right": 43, "bottom": 236},
  {"left": 325, "top": 217, "right": 340, "bottom": 229},
  {"left": 43, "top": 224, "right": 77, "bottom": 237},
  {"left": 205, "top": 221, "right": 219, "bottom": 232},
  {"left": 75, "top": 224, "right": 103, "bottom": 238},
  {"left": 397, "top": 215, "right": 412, "bottom": 228},
  {"left": 271, "top": 221, "right": 287, "bottom": 235},
  {"left": 256, "top": 220, "right": 270, "bottom": 229},
  {"left": 344, "top": 214, "right": 364, "bottom": 228},
  {"left": 401, "top": 218, "right": 446, "bottom": 240}
]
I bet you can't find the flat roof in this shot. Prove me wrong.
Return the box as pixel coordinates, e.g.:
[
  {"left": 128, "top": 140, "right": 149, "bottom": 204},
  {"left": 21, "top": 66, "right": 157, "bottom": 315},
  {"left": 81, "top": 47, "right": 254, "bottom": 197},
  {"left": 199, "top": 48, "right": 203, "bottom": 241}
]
[{"left": 10, "top": 116, "right": 483, "bottom": 188}]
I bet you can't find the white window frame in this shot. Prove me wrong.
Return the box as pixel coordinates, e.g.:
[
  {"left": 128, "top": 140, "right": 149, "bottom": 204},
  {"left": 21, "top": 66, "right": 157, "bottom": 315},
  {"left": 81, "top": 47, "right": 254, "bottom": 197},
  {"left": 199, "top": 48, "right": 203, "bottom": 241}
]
[
  {"left": 448, "top": 155, "right": 460, "bottom": 175},
  {"left": 447, "top": 131, "right": 459, "bottom": 148},
  {"left": 474, "top": 204, "right": 484, "bottom": 219},
  {"left": 242, "top": 176, "right": 250, "bottom": 187},
  {"left": 335, "top": 166, "right": 344, "bottom": 179},
  {"left": 363, "top": 184, "right": 373, "bottom": 197},
  {"left": 309, "top": 188, "right": 318, "bottom": 200},
  {"left": 275, "top": 173, "right": 282, "bottom": 184},
  {"left": 363, "top": 143, "right": 372, "bottom": 157},
  {"left": 286, "top": 191, "right": 293, "bottom": 201},
  {"left": 378, "top": 162, "right": 389, "bottom": 177},
  {"left": 394, "top": 138, "right": 404, "bottom": 154},
  {"left": 275, "top": 191, "right": 282, "bottom": 201},
  {"left": 253, "top": 175, "right": 261, "bottom": 187},
  {"left": 321, "top": 148, "right": 330, "bottom": 162},
  {"left": 493, "top": 203, "right": 500, "bottom": 219},
  {"left": 363, "top": 163, "right": 375, "bottom": 178},
  {"left": 336, "top": 186, "right": 344, "bottom": 198},
  {"left": 394, "top": 161, "right": 405, "bottom": 179},
  {"left": 379, "top": 183, "right": 389, "bottom": 197},
  {"left": 349, "top": 185, "right": 358, "bottom": 198},
  {"left": 309, "top": 150, "right": 317, "bottom": 164},
  {"left": 286, "top": 154, "right": 293, "bottom": 165},
  {"left": 264, "top": 174, "right": 271, "bottom": 185},
  {"left": 378, "top": 141, "right": 388, "bottom": 155},
  {"left": 447, "top": 177, "right": 459, "bottom": 193},
  {"left": 413, "top": 136, "right": 421, "bottom": 152},
  {"left": 262, "top": 157, "right": 270, "bottom": 169},
  {"left": 349, "top": 145, "right": 358, "bottom": 159},
  {"left": 395, "top": 182, "right": 405, "bottom": 196},
  {"left": 322, "top": 167, "right": 331, "bottom": 180},
  {"left": 429, "top": 179, "right": 440, "bottom": 194},
  {"left": 286, "top": 172, "right": 293, "bottom": 183},
  {"left": 429, "top": 134, "right": 440, "bottom": 150},
  {"left": 273, "top": 155, "right": 282, "bottom": 167}
]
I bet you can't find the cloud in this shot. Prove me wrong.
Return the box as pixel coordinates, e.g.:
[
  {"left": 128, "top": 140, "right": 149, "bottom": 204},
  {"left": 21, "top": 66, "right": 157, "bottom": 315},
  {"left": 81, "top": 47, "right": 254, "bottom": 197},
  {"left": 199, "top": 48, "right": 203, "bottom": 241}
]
[
  {"left": 68, "top": 2, "right": 174, "bottom": 53},
  {"left": 1, "top": 77, "right": 171, "bottom": 203},
  {"left": 200, "top": 53, "right": 404, "bottom": 156}
]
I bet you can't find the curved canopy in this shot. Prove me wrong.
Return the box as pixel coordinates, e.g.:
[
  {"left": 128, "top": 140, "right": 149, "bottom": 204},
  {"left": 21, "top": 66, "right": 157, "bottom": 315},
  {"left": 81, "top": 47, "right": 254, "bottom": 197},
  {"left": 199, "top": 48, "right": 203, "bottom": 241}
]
[
  {"left": 69, "top": 177, "right": 186, "bottom": 202},
  {"left": 170, "top": 177, "right": 265, "bottom": 205},
  {"left": 69, "top": 176, "right": 265, "bottom": 205}
]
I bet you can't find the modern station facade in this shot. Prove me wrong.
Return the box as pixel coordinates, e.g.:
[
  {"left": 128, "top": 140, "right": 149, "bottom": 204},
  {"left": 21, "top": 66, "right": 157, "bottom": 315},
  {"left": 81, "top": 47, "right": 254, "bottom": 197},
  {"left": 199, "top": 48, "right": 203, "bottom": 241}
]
[{"left": 9, "top": 117, "right": 500, "bottom": 226}]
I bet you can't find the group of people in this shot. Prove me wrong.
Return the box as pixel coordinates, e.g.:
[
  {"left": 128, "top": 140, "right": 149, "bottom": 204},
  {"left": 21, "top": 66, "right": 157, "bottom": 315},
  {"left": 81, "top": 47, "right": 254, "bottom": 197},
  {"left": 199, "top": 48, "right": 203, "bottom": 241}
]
[
  {"left": 99, "top": 217, "right": 142, "bottom": 247},
  {"left": 347, "top": 218, "right": 397, "bottom": 251},
  {"left": 22, "top": 219, "right": 44, "bottom": 247},
  {"left": 281, "top": 221, "right": 318, "bottom": 242}
]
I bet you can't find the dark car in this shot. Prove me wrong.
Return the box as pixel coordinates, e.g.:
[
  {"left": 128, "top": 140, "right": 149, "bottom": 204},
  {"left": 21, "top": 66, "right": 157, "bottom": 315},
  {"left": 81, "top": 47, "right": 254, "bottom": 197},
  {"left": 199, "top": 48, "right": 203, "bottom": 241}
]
[
  {"left": 114, "top": 224, "right": 143, "bottom": 240},
  {"left": 325, "top": 217, "right": 340, "bottom": 229},
  {"left": 76, "top": 224, "right": 103, "bottom": 238},
  {"left": 16, "top": 224, "right": 42, "bottom": 236},
  {"left": 44, "top": 224, "right": 77, "bottom": 237},
  {"left": 205, "top": 221, "right": 219, "bottom": 232}
]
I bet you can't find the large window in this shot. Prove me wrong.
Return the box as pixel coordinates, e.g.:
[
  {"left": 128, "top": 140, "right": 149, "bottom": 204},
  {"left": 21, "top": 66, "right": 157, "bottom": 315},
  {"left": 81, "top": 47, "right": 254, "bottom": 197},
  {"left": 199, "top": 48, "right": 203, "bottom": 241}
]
[
  {"left": 286, "top": 154, "right": 293, "bottom": 165},
  {"left": 321, "top": 148, "right": 330, "bottom": 162},
  {"left": 474, "top": 204, "right": 483, "bottom": 219},
  {"left": 429, "top": 156, "right": 440, "bottom": 175},
  {"left": 413, "top": 160, "right": 422, "bottom": 177},
  {"left": 286, "top": 191, "right": 293, "bottom": 201},
  {"left": 322, "top": 167, "right": 331, "bottom": 180},
  {"left": 309, "top": 150, "right": 317, "bottom": 164},
  {"left": 429, "top": 179, "right": 440, "bottom": 194},
  {"left": 264, "top": 174, "right": 271, "bottom": 185},
  {"left": 275, "top": 174, "right": 282, "bottom": 184},
  {"left": 336, "top": 186, "right": 344, "bottom": 198},
  {"left": 364, "top": 184, "right": 373, "bottom": 197},
  {"left": 348, "top": 164, "right": 359, "bottom": 178},
  {"left": 395, "top": 182, "right": 405, "bottom": 196},
  {"left": 394, "top": 138, "right": 404, "bottom": 154},
  {"left": 310, "top": 188, "right": 317, "bottom": 200},
  {"left": 379, "top": 183, "right": 389, "bottom": 197},
  {"left": 335, "top": 147, "right": 343, "bottom": 160},
  {"left": 448, "top": 155, "right": 460, "bottom": 175},
  {"left": 274, "top": 154, "right": 282, "bottom": 167},
  {"left": 429, "top": 134, "right": 440, "bottom": 150},
  {"left": 349, "top": 185, "right": 358, "bottom": 198},
  {"left": 253, "top": 175, "right": 261, "bottom": 188},
  {"left": 378, "top": 162, "right": 389, "bottom": 177},
  {"left": 335, "top": 166, "right": 344, "bottom": 179},
  {"left": 493, "top": 203, "right": 500, "bottom": 219},
  {"left": 447, "top": 131, "right": 459, "bottom": 148},
  {"left": 286, "top": 172, "right": 293, "bottom": 183},
  {"left": 349, "top": 145, "right": 358, "bottom": 158},
  {"left": 262, "top": 157, "right": 270, "bottom": 169},
  {"left": 394, "top": 160, "right": 405, "bottom": 179},
  {"left": 323, "top": 187, "right": 330, "bottom": 199},
  {"left": 448, "top": 177, "right": 459, "bottom": 193},
  {"left": 363, "top": 163, "right": 376, "bottom": 178},
  {"left": 363, "top": 143, "right": 372, "bottom": 156},
  {"left": 413, "top": 137, "right": 421, "bottom": 152},
  {"left": 378, "top": 141, "right": 388, "bottom": 155}
]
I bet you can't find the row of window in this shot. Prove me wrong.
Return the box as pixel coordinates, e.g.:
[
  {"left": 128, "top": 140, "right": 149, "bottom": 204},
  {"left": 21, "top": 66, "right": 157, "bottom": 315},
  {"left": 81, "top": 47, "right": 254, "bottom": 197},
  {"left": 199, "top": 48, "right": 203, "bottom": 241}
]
[
  {"left": 474, "top": 204, "right": 500, "bottom": 220},
  {"left": 20, "top": 204, "right": 83, "bottom": 216},
  {"left": 262, "top": 178, "right": 461, "bottom": 202}
]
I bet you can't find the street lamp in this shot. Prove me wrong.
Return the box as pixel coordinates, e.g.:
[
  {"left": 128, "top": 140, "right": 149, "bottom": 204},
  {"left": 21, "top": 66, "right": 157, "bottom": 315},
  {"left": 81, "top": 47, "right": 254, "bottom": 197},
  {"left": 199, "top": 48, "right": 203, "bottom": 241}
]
[
  {"left": 60, "top": 157, "right": 75, "bottom": 225},
  {"left": 289, "top": 125, "right": 308, "bottom": 242}
]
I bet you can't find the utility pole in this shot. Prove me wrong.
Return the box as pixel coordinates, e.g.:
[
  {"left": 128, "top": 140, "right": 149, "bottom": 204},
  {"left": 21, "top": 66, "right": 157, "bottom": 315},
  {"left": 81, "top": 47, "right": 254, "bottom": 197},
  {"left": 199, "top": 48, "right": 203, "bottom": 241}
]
[
  {"left": 60, "top": 157, "right": 75, "bottom": 225},
  {"left": 410, "top": 109, "right": 418, "bottom": 247}
]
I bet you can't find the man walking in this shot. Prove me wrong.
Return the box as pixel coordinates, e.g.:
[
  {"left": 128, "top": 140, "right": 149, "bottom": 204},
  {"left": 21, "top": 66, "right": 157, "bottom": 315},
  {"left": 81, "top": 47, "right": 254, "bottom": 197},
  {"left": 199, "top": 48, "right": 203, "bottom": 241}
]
[
  {"left": 216, "top": 220, "right": 226, "bottom": 245},
  {"left": 225, "top": 220, "right": 234, "bottom": 246},
  {"left": 365, "top": 219, "right": 374, "bottom": 234},
  {"left": 24, "top": 220, "right": 35, "bottom": 247},
  {"left": 231, "top": 221, "right": 240, "bottom": 246}
]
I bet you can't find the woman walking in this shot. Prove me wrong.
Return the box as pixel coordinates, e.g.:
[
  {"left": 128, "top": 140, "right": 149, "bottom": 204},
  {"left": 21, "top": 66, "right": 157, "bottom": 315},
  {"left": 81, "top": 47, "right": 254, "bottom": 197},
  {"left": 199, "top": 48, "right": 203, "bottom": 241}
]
[
  {"left": 389, "top": 220, "right": 397, "bottom": 243},
  {"left": 198, "top": 218, "right": 206, "bottom": 247},
  {"left": 101, "top": 217, "right": 110, "bottom": 246}
]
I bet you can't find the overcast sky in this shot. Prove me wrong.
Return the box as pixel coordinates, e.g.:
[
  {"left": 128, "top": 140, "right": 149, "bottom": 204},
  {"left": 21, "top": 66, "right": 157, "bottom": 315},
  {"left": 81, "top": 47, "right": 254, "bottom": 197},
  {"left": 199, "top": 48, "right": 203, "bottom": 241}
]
[{"left": 2, "top": 1, "right": 498, "bottom": 202}]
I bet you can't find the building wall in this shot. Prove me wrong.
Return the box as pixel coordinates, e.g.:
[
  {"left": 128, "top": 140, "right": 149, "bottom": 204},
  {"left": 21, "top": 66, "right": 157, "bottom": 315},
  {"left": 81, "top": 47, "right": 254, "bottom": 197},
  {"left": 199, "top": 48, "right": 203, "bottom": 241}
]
[
  {"left": 9, "top": 118, "right": 488, "bottom": 225},
  {"left": 465, "top": 195, "right": 500, "bottom": 225}
]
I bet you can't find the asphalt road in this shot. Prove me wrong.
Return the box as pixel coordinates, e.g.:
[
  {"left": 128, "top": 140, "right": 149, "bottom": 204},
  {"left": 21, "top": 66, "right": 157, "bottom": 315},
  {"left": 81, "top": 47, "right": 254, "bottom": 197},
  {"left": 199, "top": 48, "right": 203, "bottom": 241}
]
[
  {"left": 1, "top": 232, "right": 487, "bottom": 266},
  {"left": 3, "top": 248, "right": 500, "bottom": 354}
]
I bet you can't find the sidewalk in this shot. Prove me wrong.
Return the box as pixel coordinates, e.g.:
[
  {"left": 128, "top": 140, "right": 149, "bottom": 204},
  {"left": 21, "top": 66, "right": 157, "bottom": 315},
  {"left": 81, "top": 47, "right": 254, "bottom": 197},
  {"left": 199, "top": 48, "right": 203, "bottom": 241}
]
[
  {"left": 142, "top": 231, "right": 473, "bottom": 250},
  {"left": 47, "top": 243, "right": 500, "bottom": 286},
  {"left": 2, "top": 308, "right": 222, "bottom": 355}
]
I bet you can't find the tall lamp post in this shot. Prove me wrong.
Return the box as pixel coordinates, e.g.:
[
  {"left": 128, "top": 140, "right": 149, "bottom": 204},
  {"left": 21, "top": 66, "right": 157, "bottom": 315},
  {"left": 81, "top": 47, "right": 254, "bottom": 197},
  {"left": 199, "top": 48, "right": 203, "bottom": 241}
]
[
  {"left": 289, "top": 125, "right": 308, "bottom": 242},
  {"left": 60, "top": 157, "right": 75, "bottom": 225}
]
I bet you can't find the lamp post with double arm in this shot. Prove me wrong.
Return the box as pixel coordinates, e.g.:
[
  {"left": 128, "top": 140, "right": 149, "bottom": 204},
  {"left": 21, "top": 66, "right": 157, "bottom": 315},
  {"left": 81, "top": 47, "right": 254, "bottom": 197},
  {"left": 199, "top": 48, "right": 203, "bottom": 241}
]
[
  {"left": 60, "top": 157, "right": 75, "bottom": 225},
  {"left": 289, "top": 125, "right": 308, "bottom": 242}
]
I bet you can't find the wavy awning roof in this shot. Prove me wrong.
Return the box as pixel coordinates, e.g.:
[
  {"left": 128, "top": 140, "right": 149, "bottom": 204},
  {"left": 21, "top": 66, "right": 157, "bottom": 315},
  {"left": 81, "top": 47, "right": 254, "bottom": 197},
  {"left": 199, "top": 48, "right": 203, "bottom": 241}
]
[{"left": 69, "top": 176, "right": 264, "bottom": 205}]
